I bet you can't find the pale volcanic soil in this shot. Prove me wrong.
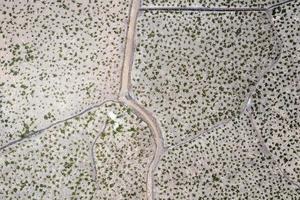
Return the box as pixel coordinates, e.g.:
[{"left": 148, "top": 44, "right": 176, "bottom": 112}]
[{"left": 0, "top": 0, "right": 299, "bottom": 199}]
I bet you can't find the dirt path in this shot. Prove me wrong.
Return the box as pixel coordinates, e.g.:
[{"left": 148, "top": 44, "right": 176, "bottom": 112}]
[
  {"left": 119, "top": 0, "right": 165, "bottom": 199},
  {"left": 120, "top": 0, "right": 140, "bottom": 97}
]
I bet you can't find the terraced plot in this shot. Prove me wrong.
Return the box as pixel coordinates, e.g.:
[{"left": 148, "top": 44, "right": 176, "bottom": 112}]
[
  {"left": 0, "top": 0, "right": 130, "bottom": 146},
  {"left": 252, "top": 0, "right": 300, "bottom": 186},
  {"left": 131, "top": 10, "right": 279, "bottom": 146},
  {"left": 153, "top": 113, "right": 299, "bottom": 199},
  {"left": 0, "top": 102, "right": 154, "bottom": 200}
]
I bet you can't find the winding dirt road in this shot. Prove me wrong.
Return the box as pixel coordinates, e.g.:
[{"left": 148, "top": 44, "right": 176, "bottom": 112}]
[{"left": 119, "top": 0, "right": 165, "bottom": 199}]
